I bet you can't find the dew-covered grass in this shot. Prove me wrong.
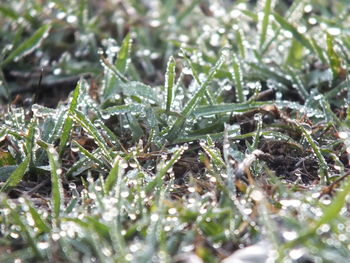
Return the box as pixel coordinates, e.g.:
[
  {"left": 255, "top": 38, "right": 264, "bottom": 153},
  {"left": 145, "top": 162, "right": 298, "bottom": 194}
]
[{"left": 1, "top": 0, "right": 350, "bottom": 262}]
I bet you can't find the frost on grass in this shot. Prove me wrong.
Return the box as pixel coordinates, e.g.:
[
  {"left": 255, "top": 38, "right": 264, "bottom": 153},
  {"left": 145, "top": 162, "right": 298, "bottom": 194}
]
[{"left": 1, "top": 0, "right": 350, "bottom": 262}]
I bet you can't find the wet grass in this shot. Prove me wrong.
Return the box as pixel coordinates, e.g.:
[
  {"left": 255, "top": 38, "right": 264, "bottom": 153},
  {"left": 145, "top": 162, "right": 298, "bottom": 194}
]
[{"left": 0, "top": 0, "right": 350, "bottom": 262}]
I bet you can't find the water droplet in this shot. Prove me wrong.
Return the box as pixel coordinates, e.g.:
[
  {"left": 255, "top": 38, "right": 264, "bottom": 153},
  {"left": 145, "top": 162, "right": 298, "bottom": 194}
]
[
  {"left": 52, "top": 232, "right": 61, "bottom": 241},
  {"left": 150, "top": 213, "right": 159, "bottom": 222},
  {"left": 289, "top": 248, "right": 305, "bottom": 260},
  {"left": 338, "top": 131, "right": 348, "bottom": 139},
  {"left": 328, "top": 27, "right": 341, "bottom": 36},
  {"left": 182, "top": 67, "right": 192, "bottom": 75},
  {"left": 275, "top": 91, "right": 283, "bottom": 101},
  {"left": 308, "top": 17, "right": 317, "bottom": 25},
  {"left": 68, "top": 182, "right": 77, "bottom": 190},
  {"left": 10, "top": 232, "right": 19, "bottom": 239},
  {"left": 57, "top": 12, "right": 66, "bottom": 19},
  {"left": 121, "top": 191, "right": 129, "bottom": 198},
  {"left": 168, "top": 208, "right": 177, "bottom": 215},
  {"left": 199, "top": 139, "right": 206, "bottom": 147},
  {"left": 254, "top": 113, "right": 262, "bottom": 121},
  {"left": 283, "top": 231, "right": 297, "bottom": 241},
  {"left": 66, "top": 15, "right": 77, "bottom": 24}
]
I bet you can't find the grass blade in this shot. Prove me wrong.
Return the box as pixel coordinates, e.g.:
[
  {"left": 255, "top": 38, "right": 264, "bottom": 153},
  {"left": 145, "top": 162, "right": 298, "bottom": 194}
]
[
  {"left": 26, "top": 200, "right": 50, "bottom": 233},
  {"left": 282, "top": 174, "right": 350, "bottom": 251},
  {"left": 0, "top": 156, "right": 30, "bottom": 192},
  {"left": 273, "top": 12, "right": 313, "bottom": 52},
  {"left": 310, "top": 37, "right": 327, "bottom": 65},
  {"left": 192, "top": 101, "right": 269, "bottom": 117},
  {"left": 115, "top": 33, "right": 132, "bottom": 74},
  {"left": 286, "top": 67, "right": 309, "bottom": 100},
  {"left": 71, "top": 141, "right": 105, "bottom": 168},
  {"left": 326, "top": 33, "right": 343, "bottom": 82},
  {"left": 0, "top": 119, "right": 36, "bottom": 191},
  {"left": 177, "top": 0, "right": 203, "bottom": 24},
  {"left": 59, "top": 80, "right": 82, "bottom": 156},
  {"left": 1, "top": 24, "right": 51, "bottom": 67},
  {"left": 120, "top": 81, "right": 158, "bottom": 104},
  {"left": 41, "top": 143, "right": 64, "bottom": 219},
  {"left": 166, "top": 54, "right": 225, "bottom": 141},
  {"left": 259, "top": 0, "right": 272, "bottom": 49},
  {"left": 183, "top": 51, "right": 215, "bottom": 104},
  {"left": 103, "top": 104, "right": 143, "bottom": 115},
  {"left": 146, "top": 146, "right": 185, "bottom": 194},
  {"left": 285, "top": 39, "right": 304, "bottom": 69},
  {"left": 165, "top": 56, "right": 176, "bottom": 112},
  {"left": 0, "top": 5, "right": 19, "bottom": 20},
  {"left": 104, "top": 156, "right": 121, "bottom": 194},
  {"left": 71, "top": 109, "right": 111, "bottom": 162},
  {"left": 231, "top": 54, "right": 245, "bottom": 103},
  {"left": 299, "top": 124, "right": 329, "bottom": 183},
  {"left": 235, "top": 29, "right": 246, "bottom": 59},
  {"left": 4, "top": 202, "right": 42, "bottom": 258}
]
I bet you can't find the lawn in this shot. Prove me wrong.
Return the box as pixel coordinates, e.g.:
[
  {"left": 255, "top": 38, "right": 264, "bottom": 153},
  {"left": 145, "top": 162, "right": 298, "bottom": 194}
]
[{"left": 1, "top": 0, "right": 350, "bottom": 262}]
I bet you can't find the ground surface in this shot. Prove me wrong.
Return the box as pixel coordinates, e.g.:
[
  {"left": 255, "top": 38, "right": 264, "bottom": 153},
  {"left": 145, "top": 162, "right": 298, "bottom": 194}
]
[{"left": 1, "top": 0, "right": 350, "bottom": 262}]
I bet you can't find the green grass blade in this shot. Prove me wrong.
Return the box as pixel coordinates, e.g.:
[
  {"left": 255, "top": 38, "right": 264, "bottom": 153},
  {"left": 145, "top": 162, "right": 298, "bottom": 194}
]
[
  {"left": 71, "top": 140, "right": 105, "bottom": 168},
  {"left": 59, "top": 80, "right": 82, "bottom": 156},
  {"left": 166, "top": 54, "right": 225, "bottom": 141},
  {"left": 235, "top": 29, "right": 246, "bottom": 59},
  {"left": 193, "top": 101, "right": 268, "bottom": 117},
  {"left": 183, "top": 52, "right": 215, "bottom": 104},
  {"left": 201, "top": 143, "right": 226, "bottom": 168},
  {"left": 146, "top": 146, "right": 185, "bottom": 194},
  {"left": 273, "top": 12, "right": 313, "bottom": 52},
  {"left": 259, "top": 0, "right": 272, "bottom": 49},
  {"left": 120, "top": 81, "right": 158, "bottom": 103},
  {"left": 261, "top": 0, "right": 303, "bottom": 54},
  {"left": 248, "top": 62, "right": 292, "bottom": 86},
  {"left": 77, "top": 0, "right": 87, "bottom": 30},
  {"left": 177, "top": 0, "right": 203, "bottom": 24},
  {"left": 103, "top": 104, "right": 143, "bottom": 115},
  {"left": 316, "top": 176, "right": 350, "bottom": 227},
  {"left": 24, "top": 119, "right": 36, "bottom": 160},
  {"left": 231, "top": 54, "right": 245, "bottom": 102},
  {"left": 251, "top": 114, "right": 262, "bottom": 149},
  {"left": 93, "top": 119, "right": 124, "bottom": 150},
  {"left": 1, "top": 24, "right": 51, "bottom": 67},
  {"left": 192, "top": 100, "right": 324, "bottom": 118},
  {"left": 165, "top": 56, "right": 176, "bottom": 112},
  {"left": 101, "top": 56, "right": 129, "bottom": 83},
  {"left": 0, "top": 5, "right": 19, "bottom": 20},
  {"left": 285, "top": 39, "right": 304, "bottom": 69},
  {"left": 298, "top": 123, "right": 329, "bottom": 183},
  {"left": 26, "top": 200, "right": 50, "bottom": 233},
  {"left": 4, "top": 202, "right": 42, "bottom": 258},
  {"left": 127, "top": 113, "right": 144, "bottom": 141},
  {"left": 45, "top": 144, "right": 64, "bottom": 219},
  {"left": 310, "top": 37, "right": 327, "bottom": 65},
  {"left": 65, "top": 154, "right": 90, "bottom": 177},
  {"left": 283, "top": 175, "right": 350, "bottom": 250},
  {"left": 326, "top": 33, "right": 343, "bottom": 82},
  {"left": 104, "top": 156, "right": 121, "bottom": 194},
  {"left": 0, "top": 156, "right": 30, "bottom": 192},
  {"left": 0, "top": 119, "right": 35, "bottom": 190},
  {"left": 286, "top": 67, "right": 309, "bottom": 100},
  {"left": 115, "top": 33, "right": 132, "bottom": 74},
  {"left": 71, "top": 109, "right": 111, "bottom": 162}
]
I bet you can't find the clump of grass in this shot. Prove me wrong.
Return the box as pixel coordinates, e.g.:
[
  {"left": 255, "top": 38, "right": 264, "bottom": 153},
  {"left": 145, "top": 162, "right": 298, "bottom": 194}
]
[{"left": 1, "top": 0, "right": 350, "bottom": 262}]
